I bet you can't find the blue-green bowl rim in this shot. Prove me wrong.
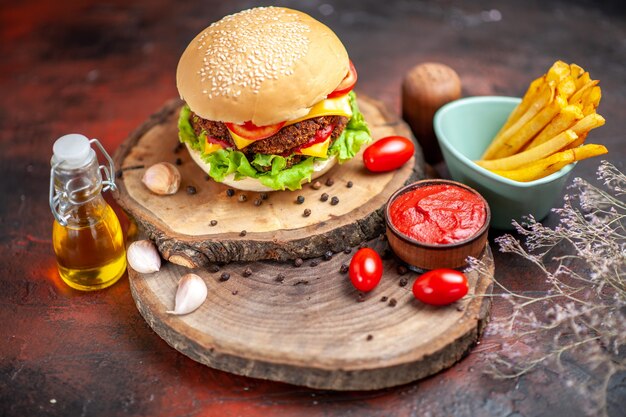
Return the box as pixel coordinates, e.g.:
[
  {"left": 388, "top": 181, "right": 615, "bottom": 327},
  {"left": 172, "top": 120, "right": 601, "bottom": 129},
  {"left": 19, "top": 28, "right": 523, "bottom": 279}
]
[{"left": 434, "top": 96, "right": 576, "bottom": 188}]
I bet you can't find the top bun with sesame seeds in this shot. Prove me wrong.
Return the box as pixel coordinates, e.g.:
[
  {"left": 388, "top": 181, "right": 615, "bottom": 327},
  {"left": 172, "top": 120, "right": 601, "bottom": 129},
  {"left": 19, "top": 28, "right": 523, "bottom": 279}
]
[{"left": 176, "top": 6, "right": 350, "bottom": 126}]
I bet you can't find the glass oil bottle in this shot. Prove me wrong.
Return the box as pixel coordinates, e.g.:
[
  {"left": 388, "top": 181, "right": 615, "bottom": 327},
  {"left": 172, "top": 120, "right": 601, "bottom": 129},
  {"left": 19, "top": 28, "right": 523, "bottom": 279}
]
[{"left": 49, "top": 134, "right": 126, "bottom": 290}]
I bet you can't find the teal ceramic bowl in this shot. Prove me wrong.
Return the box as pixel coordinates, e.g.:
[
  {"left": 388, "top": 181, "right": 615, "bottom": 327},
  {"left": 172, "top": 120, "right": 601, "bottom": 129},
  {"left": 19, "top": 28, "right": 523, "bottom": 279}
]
[{"left": 434, "top": 96, "right": 575, "bottom": 230}]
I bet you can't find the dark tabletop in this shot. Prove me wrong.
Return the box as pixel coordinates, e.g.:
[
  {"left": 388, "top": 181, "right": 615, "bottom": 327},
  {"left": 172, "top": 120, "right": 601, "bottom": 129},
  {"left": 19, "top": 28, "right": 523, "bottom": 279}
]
[{"left": 1, "top": 1, "right": 624, "bottom": 416}]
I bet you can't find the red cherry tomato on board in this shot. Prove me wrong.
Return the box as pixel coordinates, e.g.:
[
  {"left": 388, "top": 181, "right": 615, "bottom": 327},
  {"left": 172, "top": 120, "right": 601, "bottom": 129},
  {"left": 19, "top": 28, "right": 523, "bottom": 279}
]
[
  {"left": 363, "top": 136, "right": 415, "bottom": 172},
  {"left": 225, "top": 120, "right": 286, "bottom": 141},
  {"left": 328, "top": 60, "right": 358, "bottom": 98},
  {"left": 349, "top": 248, "right": 383, "bottom": 292},
  {"left": 412, "top": 269, "right": 468, "bottom": 306}
]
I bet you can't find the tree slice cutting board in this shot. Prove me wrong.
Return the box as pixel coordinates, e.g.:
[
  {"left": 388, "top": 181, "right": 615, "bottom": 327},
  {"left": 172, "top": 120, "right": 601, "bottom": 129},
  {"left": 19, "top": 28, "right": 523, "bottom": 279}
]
[
  {"left": 128, "top": 237, "right": 493, "bottom": 391},
  {"left": 113, "top": 96, "right": 424, "bottom": 267}
]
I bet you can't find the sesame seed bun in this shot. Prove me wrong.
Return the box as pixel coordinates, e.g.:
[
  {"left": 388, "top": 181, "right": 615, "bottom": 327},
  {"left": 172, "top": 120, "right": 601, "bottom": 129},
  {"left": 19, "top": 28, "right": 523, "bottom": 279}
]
[
  {"left": 176, "top": 7, "right": 349, "bottom": 126},
  {"left": 185, "top": 142, "right": 337, "bottom": 192}
]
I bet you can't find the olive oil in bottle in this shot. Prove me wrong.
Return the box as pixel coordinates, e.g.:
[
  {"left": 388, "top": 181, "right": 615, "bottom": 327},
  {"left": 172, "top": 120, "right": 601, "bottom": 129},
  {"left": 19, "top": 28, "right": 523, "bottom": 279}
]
[{"left": 49, "top": 134, "right": 126, "bottom": 290}]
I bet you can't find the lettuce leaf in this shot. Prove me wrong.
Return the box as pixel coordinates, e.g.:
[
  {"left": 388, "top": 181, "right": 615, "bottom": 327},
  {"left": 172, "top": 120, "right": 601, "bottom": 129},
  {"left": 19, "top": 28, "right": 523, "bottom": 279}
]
[
  {"left": 328, "top": 91, "right": 372, "bottom": 162},
  {"left": 176, "top": 91, "right": 372, "bottom": 191}
]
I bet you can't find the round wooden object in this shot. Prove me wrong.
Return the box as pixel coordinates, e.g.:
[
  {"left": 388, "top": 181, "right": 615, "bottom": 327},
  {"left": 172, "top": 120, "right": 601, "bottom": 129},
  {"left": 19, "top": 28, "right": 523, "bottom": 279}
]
[
  {"left": 129, "top": 237, "right": 494, "bottom": 390},
  {"left": 113, "top": 96, "right": 424, "bottom": 267}
]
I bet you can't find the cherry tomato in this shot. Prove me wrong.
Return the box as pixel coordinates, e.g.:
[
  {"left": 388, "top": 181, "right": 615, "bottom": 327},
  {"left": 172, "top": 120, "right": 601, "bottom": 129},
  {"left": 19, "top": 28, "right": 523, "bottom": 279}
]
[
  {"left": 328, "top": 60, "right": 358, "bottom": 98},
  {"left": 363, "top": 136, "right": 415, "bottom": 172},
  {"left": 412, "top": 269, "right": 468, "bottom": 306},
  {"left": 349, "top": 248, "right": 383, "bottom": 292},
  {"left": 225, "top": 120, "right": 286, "bottom": 141}
]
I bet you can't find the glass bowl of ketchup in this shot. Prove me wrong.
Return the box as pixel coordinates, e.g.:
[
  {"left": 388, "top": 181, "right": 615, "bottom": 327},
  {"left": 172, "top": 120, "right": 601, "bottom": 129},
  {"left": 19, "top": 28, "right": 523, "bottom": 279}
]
[{"left": 385, "top": 179, "right": 490, "bottom": 270}]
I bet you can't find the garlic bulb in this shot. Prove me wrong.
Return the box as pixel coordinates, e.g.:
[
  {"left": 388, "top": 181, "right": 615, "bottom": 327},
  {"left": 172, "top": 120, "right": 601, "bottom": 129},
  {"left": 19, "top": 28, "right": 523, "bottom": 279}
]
[
  {"left": 167, "top": 273, "right": 207, "bottom": 315},
  {"left": 127, "top": 240, "right": 162, "bottom": 273},
  {"left": 142, "top": 162, "right": 181, "bottom": 195}
]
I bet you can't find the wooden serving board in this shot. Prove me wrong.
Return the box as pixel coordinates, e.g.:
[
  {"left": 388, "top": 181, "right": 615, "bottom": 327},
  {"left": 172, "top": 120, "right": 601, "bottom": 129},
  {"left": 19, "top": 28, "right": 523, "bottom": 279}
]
[
  {"left": 113, "top": 96, "right": 423, "bottom": 267},
  {"left": 128, "top": 237, "right": 493, "bottom": 390},
  {"left": 118, "top": 97, "right": 494, "bottom": 390}
]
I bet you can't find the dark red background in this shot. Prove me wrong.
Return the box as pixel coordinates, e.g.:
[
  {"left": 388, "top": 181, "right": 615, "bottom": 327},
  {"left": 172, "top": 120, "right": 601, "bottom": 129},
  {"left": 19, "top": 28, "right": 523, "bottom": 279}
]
[{"left": 1, "top": 1, "right": 624, "bottom": 416}]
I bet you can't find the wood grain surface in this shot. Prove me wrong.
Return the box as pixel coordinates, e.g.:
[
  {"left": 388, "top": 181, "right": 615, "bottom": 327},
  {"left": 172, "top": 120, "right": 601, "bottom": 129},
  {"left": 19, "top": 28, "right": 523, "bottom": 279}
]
[
  {"left": 129, "top": 237, "right": 494, "bottom": 390},
  {"left": 113, "top": 96, "right": 423, "bottom": 267}
]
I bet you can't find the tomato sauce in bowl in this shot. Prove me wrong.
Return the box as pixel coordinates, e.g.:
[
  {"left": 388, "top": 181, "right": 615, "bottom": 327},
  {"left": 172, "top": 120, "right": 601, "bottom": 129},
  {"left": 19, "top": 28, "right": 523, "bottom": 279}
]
[
  {"left": 385, "top": 180, "right": 490, "bottom": 270},
  {"left": 388, "top": 183, "right": 486, "bottom": 245}
]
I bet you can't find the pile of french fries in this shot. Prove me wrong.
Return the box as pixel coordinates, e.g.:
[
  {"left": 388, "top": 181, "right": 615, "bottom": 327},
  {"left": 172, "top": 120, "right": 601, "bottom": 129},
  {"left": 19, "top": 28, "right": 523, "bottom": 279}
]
[{"left": 477, "top": 61, "right": 608, "bottom": 182}]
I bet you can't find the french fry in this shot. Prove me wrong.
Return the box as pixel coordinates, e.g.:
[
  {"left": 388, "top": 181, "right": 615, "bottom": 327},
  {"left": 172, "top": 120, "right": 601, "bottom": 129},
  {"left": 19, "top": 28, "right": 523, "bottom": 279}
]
[
  {"left": 482, "top": 82, "right": 555, "bottom": 159},
  {"left": 476, "top": 129, "right": 578, "bottom": 171},
  {"left": 569, "top": 80, "right": 598, "bottom": 106},
  {"left": 489, "top": 144, "right": 607, "bottom": 182},
  {"left": 490, "top": 152, "right": 575, "bottom": 182},
  {"left": 582, "top": 86, "right": 601, "bottom": 115},
  {"left": 570, "top": 63, "right": 584, "bottom": 80},
  {"left": 526, "top": 104, "right": 584, "bottom": 149},
  {"left": 571, "top": 113, "right": 605, "bottom": 136},
  {"left": 546, "top": 60, "right": 571, "bottom": 84},
  {"left": 570, "top": 143, "right": 608, "bottom": 161},
  {"left": 498, "top": 76, "right": 545, "bottom": 133},
  {"left": 488, "top": 96, "right": 569, "bottom": 159},
  {"left": 573, "top": 71, "right": 591, "bottom": 91}
]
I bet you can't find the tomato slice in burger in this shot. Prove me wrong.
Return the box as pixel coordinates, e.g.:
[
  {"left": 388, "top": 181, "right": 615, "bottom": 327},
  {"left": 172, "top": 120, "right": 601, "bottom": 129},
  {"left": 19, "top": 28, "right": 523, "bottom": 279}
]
[
  {"left": 327, "top": 60, "right": 357, "bottom": 99},
  {"left": 225, "top": 120, "right": 286, "bottom": 141}
]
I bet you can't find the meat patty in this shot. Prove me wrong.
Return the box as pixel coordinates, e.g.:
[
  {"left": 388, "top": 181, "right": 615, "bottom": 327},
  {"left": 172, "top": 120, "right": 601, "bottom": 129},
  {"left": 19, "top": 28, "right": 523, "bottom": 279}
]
[{"left": 190, "top": 112, "right": 348, "bottom": 157}]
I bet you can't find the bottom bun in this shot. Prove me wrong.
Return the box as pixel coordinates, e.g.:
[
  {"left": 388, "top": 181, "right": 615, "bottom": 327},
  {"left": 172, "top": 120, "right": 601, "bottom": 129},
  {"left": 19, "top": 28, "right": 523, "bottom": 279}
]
[{"left": 185, "top": 143, "right": 337, "bottom": 192}]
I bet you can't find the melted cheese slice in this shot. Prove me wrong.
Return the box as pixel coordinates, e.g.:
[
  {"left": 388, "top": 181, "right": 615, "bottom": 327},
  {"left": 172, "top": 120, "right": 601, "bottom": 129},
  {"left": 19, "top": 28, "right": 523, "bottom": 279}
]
[
  {"left": 296, "top": 138, "right": 331, "bottom": 158},
  {"left": 204, "top": 140, "right": 224, "bottom": 155},
  {"left": 226, "top": 94, "right": 352, "bottom": 150},
  {"left": 228, "top": 130, "right": 257, "bottom": 149},
  {"left": 285, "top": 94, "right": 353, "bottom": 126}
]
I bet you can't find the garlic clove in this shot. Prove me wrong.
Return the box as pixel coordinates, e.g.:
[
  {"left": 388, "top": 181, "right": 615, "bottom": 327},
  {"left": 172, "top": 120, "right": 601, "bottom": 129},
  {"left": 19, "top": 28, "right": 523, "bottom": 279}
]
[
  {"left": 166, "top": 273, "right": 207, "bottom": 315},
  {"left": 142, "top": 162, "right": 181, "bottom": 195},
  {"left": 127, "top": 240, "right": 162, "bottom": 273}
]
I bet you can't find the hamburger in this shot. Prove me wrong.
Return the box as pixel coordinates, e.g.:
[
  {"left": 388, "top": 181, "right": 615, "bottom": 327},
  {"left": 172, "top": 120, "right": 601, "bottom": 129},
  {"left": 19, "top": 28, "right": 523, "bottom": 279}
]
[{"left": 176, "top": 7, "right": 371, "bottom": 191}]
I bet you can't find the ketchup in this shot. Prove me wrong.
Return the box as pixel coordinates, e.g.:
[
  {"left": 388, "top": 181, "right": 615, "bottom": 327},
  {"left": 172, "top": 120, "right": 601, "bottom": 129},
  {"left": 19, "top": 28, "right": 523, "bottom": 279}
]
[{"left": 389, "top": 184, "right": 486, "bottom": 244}]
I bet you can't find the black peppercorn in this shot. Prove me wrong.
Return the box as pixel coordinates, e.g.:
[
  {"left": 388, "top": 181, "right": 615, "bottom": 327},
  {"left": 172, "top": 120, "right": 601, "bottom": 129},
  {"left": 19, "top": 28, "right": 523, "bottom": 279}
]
[
  {"left": 320, "top": 193, "right": 329, "bottom": 202},
  {"left": 296, "top": 195, "right": 305, "bottom": 204},
  {"left": 330, "top": 196, "right": 339, "bottom": 205},
  {"left": 238, "top": 194, "right": 247, "bottom": 202},
  {"left": 347, "top": 181, "right": 353, "bottom": 188},
  {"left": 397, "top": 265, "right": 408, "bottom": 275},
  {"left": 242, "top": 267, "right": 252, "bottom": 277},
  {"left": 303, "top": 208, "right": 311, "bottom": 217},
  {"left": 226, "top": 189, "right": 235, "bottom": 197},
  {"left": 239, "top": 230, "right": 247, "bottom": 237},
  {"left": 175, "top": 157, "right": 182, "bottom": 166},
  {"left": 310, "top": 259, "right": 320, "bottom": 267},
  {"left": 254, "top": 198, "right": 262, "bottom": 206},
  {"left": 344, "top": 247, "right": 352, "bottom": 254},
  {"left": 260, "top": 192, "right": 269, "bottom": 200},
  {"left": 210, "top": 220, "right": 218, "bottom": 226},
  {"left": 275, "top": 273, "right": 285, "bottom": 283},
  {"left": 325, "top": 178, "right": 334, "bottom": 186},
  {"left": 186, "top": 185, "right": 197, "bottom": 195},
  {"left": 209, "top": 264, "right": 220, "bottom": 273},
  {"left": 399, "top": 277, "right": 408, "bottom": 287},
  {"left": 323, "top": 251, "right": 333, "bottom": 261},
  {"left": 219, "top": 272, "right": 230, "bottom": 282},
  {"left": 339, "top": 263, "right": 349, "bottom": 274},
  {"left": 294, "top": 258, "right": 303, "bottom": 267}
]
